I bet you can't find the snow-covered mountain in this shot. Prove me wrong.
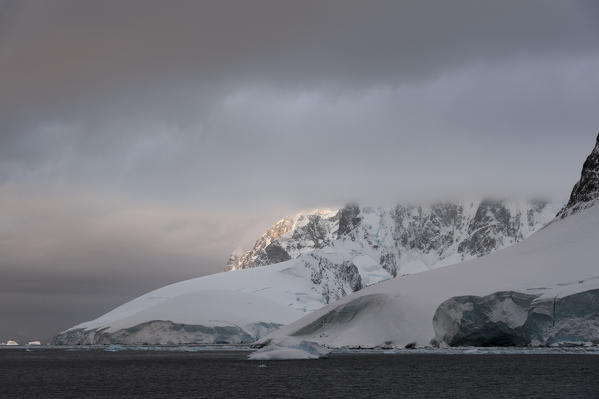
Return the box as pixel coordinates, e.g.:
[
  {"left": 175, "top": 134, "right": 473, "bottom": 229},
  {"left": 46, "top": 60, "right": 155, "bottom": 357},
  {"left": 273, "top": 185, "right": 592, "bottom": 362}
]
[
  {"left": 227, "top": 200, "right": 556, "bottom": 276},
  {"left": 255, "top": 133, "right": 599, "bottom": 352},
  {"left": 53, "top": 199, "right": 554, "bottom": 345}
]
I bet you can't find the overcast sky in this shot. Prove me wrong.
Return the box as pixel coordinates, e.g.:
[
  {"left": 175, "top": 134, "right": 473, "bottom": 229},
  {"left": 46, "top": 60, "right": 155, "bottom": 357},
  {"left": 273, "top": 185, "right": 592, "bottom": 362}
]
[{"left": 1, "top": 0, "right": 598, "bottom": 343}]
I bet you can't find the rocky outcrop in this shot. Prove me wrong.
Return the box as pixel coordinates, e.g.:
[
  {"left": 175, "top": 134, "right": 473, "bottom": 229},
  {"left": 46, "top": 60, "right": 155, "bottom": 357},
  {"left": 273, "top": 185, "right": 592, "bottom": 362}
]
[
  {"left": 557, "top": 132, "right": 599, "bottom": 218},
  {"left": 52, "top": 320, "right": 283, "bottom": 345},
  {"left": 433, "top": 289, "right": 599, "bottom": 347},
  {"left": 304, "top": 253, "right": 363, "bottom": 304},
  {"left": 458, "top": 200, "right": 520, "bottom": 257},
  {"left": 225, "top": 210, "right": 338, "bottom": 271},
  {"left": 392, "top": 202, "right": 463, "bottom": 255},
  {"left": 337, "top": 203, "right": 361, "bottom": 238}
]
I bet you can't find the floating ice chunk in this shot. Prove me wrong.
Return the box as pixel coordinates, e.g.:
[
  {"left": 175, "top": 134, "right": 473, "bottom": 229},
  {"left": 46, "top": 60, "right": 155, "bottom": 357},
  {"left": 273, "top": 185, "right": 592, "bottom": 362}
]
[
  {"left": 104, "top": 344, "right": 125, "bottom": 352},
  {"left": 249, "top": 340, "right": 330, "bottom": 360},
  {"left": 249, "top": 348, "right": 318, "bottom": 360}
]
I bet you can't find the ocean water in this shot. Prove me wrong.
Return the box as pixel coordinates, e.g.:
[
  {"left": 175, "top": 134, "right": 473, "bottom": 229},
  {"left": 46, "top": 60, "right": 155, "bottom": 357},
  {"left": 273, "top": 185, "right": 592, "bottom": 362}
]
[{"left": 1, "top": 349, "right": 598, "bottom": 398}]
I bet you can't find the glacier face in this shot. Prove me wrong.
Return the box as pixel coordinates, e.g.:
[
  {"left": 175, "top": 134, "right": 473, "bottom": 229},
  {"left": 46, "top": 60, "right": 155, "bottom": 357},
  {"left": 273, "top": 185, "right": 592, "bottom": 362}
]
[
  {"left": 52, "top": 320, "right": 285, "bottom": 346},
  {"left": 226, "top": 199, "right": 557, "bottom": 276},
  {"left": 432, "top": 289, "right": 599, "bottom": 347}
]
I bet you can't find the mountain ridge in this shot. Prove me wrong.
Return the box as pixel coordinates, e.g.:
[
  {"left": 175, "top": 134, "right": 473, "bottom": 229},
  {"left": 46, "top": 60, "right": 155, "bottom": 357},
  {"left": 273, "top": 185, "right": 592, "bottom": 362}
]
[{"left": 226, "top": 199, "right": 557, "bottom": 276}]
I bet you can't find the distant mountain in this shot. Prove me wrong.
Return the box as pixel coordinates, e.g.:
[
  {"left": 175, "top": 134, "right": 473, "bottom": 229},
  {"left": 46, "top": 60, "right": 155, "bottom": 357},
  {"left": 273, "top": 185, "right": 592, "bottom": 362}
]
[
  {"left": 53, "top": 199, "right": 554, "bottom": 346},
  {"left": 254, "top": 132, "right": 599, "bottom": 354},
  {"left": 226, "top": 200, "right": 556, "bottom": 276}
]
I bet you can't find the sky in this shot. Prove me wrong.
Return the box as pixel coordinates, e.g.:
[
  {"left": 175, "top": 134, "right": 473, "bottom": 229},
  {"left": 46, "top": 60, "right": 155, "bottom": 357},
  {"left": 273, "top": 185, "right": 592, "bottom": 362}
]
[{"left": 1, "top": 0, "right": 598, "bottom": 343}]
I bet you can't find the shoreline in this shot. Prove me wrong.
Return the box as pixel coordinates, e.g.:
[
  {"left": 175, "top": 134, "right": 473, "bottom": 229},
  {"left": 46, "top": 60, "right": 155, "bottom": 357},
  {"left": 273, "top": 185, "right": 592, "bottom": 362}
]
[{"left": 3, "top": 344, "right": 599, "bottom": 355}]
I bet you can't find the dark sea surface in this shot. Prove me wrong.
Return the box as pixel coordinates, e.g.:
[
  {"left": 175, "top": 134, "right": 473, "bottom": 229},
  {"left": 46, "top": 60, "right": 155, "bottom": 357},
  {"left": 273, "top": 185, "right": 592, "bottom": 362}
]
[{"left": 1, "top": 349, "right": 598, "bottom": 398}]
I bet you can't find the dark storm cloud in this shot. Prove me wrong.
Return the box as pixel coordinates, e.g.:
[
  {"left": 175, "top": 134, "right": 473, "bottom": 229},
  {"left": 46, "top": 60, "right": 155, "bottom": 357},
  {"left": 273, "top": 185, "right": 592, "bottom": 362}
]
[
  {"left": 1, "top": 0, "right": 598, "bottom": 180},
  {"left": 0, "top": 0, "right": 599, "bottom": 342},
  {"left": 0, "top": 0, "right": 597, "bottom": 188},
  {"left": 1, "top": 0, "right": 598, "bottom": 127}
]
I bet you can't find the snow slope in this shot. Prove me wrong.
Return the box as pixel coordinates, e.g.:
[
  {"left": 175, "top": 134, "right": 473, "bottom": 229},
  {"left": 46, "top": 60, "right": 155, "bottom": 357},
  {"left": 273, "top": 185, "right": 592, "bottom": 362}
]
[
  {"left": 258, "top": 204, "right": 599, "bottom": 349},
  {"left": 53, "top": 244, "right": 399, "bottom": 345},
  {"left": 53, "top": 260, "right": 330, "bottom": 344}
]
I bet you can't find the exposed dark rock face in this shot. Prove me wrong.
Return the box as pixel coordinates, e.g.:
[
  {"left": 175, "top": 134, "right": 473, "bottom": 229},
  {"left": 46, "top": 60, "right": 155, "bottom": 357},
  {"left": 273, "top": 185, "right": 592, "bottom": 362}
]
[
  {"left": 379, "top": 251, "right": 398, "bottom": 277},
  {"left": 292, "top": 215, "right": 338, "bottom": 248},
  {"left": 224, "top": 217, "right": 295, "bottom": 271},
  {"left": 337, "top": 203, "right": 361, "bottom": 239},
  {"left": 557, "top": 132, "right": 599, "bottom": 218},
  {"left": 227, "top": 200, "right": 553, "bottom": 273},
  {"left": 433, "top": 289, "right": 599, "bottom": 347},
  {"left": 52, "top": 320, "right": 283, "bottom": 345},
  {"left": 458, "top": 200, "right": 521, "bottom": 257},
  {"left": 392, "top": 202, "right": 463, "bottom": 254},
  {"left": 305, "top": 254, "right": 363, "bottom": 304},
  {"left": 225, "top": 211, "right": 339, "bottom": 271},
  {"left": 263, "top": 242, "right": 291, "bottom": 264},
  {"left": 391, "top": 200, "right": 549, "bottom": 262}
]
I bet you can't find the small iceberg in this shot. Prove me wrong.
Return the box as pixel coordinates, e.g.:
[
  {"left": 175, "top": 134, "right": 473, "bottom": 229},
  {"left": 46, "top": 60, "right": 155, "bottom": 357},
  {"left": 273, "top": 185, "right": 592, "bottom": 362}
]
[
  {"left": 249, "top": 340, "right": 331, "bottom": 360},
  {"left": 104, "top": 344, "right": 126, "bottom": 352}
]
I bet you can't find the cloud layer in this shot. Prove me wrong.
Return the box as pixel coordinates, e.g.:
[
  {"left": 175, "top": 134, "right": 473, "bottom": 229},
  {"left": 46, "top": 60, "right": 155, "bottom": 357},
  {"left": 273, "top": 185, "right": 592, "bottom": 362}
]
[{"left": 0, "top": 0, "right": 598, "bottom": 342}]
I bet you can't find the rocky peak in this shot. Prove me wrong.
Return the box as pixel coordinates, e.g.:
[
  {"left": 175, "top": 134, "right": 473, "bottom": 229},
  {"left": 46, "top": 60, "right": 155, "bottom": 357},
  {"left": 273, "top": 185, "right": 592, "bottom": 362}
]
[
  {"left": 557, "top": 132, "right": 599, "bottom": 218},
  {"left": 224, "top": 217, "right": 293, "bottom": 271},
  {"left": 224, "top": 209, "right": 338, "bottom": 271}
]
